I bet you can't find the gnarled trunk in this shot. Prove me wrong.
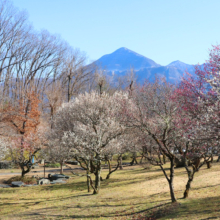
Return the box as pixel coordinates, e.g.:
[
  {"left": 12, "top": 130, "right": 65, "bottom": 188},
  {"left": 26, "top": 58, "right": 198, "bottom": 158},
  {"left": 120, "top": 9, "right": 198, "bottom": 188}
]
[
  {"left": 130, "top": 153, "right": 138, "bottom": 166},
  {"left": 183, "top": 155, "right": 196, "bottom": 199},
  {"left": 20, "top": 163, "right": 32, "bottom": 177},
  {"left": 93, "top": 169, "right": 101, "bottom": 194},
  {"left": 184, "top": 176, "right": 194, "bottom": 198},
  {"left": 93, "top": 159, "right": 101, "bottom": 194},
  {"left": 106, "top": 157, "right": 120, "bottom": 179}
]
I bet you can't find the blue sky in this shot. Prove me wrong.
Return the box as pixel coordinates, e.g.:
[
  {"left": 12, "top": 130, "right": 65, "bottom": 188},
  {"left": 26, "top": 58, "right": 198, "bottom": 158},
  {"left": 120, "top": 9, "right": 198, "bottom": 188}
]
[{"left": 12, "top": 0, "right": 220, "bottom": 65}]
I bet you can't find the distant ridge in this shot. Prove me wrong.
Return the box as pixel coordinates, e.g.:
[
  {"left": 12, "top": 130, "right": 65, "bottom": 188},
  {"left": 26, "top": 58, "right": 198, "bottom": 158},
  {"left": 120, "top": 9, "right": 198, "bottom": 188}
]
[{"left": 94, "top": 47, "right": 197, "bottom": 83}]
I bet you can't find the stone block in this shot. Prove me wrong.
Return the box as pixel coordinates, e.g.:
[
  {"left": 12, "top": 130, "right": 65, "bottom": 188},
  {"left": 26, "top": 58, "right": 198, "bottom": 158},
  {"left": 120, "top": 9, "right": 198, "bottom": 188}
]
[
  {"left": 0, "top": 184, "right": 11, "bottom": 188},
  {"left": 48, "top": 174, "right": 69, "bottom": 181},
  {"left": 37, "top": 178, "right": 50, "bottom": 185},
  {"left": 50, "top": 179, "right": 66, "bottom": 184},
  {"left": 11, "top": 181, "right": 24, "bottom": 187}
]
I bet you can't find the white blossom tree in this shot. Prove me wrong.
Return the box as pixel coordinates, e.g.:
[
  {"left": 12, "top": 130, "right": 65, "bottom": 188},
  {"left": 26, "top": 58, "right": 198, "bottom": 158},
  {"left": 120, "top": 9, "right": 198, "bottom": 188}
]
[{"left": 50, "top": 90, "right": 128, "bottom": 194}]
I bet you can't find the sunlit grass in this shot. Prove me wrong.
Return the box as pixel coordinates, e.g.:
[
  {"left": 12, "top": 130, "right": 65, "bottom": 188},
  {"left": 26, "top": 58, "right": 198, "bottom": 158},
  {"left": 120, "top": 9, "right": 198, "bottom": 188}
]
[{"left": 0, "top": 162, "right": 220, "bottom": 219}]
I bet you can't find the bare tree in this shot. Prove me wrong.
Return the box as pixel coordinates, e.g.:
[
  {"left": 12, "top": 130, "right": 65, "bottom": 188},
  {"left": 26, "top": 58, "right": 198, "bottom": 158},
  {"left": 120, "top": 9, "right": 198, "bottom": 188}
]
[{"left": 61, "top": 48, "right": 94, "bottom": 102}]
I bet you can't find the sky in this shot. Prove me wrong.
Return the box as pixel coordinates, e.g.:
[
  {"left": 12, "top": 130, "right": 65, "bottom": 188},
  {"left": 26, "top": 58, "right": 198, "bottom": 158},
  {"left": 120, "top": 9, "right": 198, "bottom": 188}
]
[{"left": 11, "top": 0, "right": 220, "bottom": 66}]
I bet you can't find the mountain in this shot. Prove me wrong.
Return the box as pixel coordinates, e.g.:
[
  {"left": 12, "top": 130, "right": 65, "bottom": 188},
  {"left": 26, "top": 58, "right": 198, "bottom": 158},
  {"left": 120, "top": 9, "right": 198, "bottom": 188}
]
[
  {"left": 167, "top": 60, "right": 192, "bottom": 69},
  {"left": 95, "top": 47, "right": 161, "bottom": 71},
  {"left": 94, "top": 48, "right": 197, "bottom": 83}
]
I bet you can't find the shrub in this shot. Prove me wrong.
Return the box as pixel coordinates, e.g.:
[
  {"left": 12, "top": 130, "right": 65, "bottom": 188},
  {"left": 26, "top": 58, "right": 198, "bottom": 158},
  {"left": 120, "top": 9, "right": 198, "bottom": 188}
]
[
  {"left": 6, "top": 176, "right": 37, "bottom": 184},
  {"left": 122, "top": 154, "right": 129, "bottom": 160},
  {"left": 44, "top": 163, "right": 60, "bottom": 168},
  {"left": 0, "top": 161, "right": 17, "bottom": 169}
]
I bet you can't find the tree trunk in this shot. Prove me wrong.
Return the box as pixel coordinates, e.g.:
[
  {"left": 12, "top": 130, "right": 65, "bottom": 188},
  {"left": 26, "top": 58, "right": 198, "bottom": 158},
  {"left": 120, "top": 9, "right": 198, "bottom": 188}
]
[
  {"left": 168, "top": 180, "right": 176, "bottom": 203},
  {"left": 163, "top": 154, "right": 166, "bottom": 164},
  {"left": 140, "top": 155, "right": 144, "bottom": 164},
  {"left": 21, "top": 169, "right": 25, "bottom": 177},
  {"left": 87, "top": 162, "right": 91, "bottom": 192},
  {"left": 183, "top": 155, "right": 196, "bottom": 199},
  {"left": 169, "top": 158, "right": 177, "bottom": 203},
  {"left": 60, "top": 162, "right": 63, "bottom": 174},
  {"left": 119, "top": 155, "right": 123, "bottom": 170},
  {"left": 206, "top": 161, "right": 212, "bottom": 169},
  {"left": 184, "top": 176, "right": 193, "bottom": 198},
  {"left": 87, "top": 175, "right": 91, "bottom": 192},
  {"left": 20, "top": 163, "right": 31, "bottom": 177},
  {"left": 130, "top": 156, "right": 138, "bottom": 165},
  {"left": 93, "top": 169, "right": 101, "bottom": 194},
  {"left": 134, "top": 157, "right": 138, "bottom": 165},
  {"left": 44, "top": 160, "right": 46, "bottom": 178},
  {"left": 93, "top": 160, "right": 101, "bottom": 194},
  {"left": 160, "top": 157, "right": 177, "bottom": 203},
  {"left": 130, "top": 158, "right": 135, "bottom": 166},
  {"left": 107, "top": 159, "right": 111, "bottom": 174},
  {"left": 106, "top": 157, "right": 120, "bottom": 179},
  {"left": 67, "top": 75, "right": 71, "bottom": 102}
]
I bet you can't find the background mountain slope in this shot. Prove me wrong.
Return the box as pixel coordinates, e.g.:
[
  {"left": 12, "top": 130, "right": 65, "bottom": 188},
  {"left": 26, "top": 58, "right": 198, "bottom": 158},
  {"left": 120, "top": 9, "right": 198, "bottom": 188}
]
[{"left": 94, "top": 48, "right": 197, "bottom": 83}]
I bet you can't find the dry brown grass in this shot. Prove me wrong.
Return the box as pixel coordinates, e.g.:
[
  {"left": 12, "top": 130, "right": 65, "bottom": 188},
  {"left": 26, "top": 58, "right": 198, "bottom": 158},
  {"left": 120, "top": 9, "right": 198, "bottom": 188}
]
[
  {"left": 5, "top": 176, "right": 37, "bottom": 184},
  {"left": 0, "top": 162, "right": 220, "bottom": 219}
]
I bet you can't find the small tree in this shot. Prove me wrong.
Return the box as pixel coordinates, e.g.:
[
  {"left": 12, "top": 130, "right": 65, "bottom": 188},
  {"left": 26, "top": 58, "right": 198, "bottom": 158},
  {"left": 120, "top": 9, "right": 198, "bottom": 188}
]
[
  {"left": 51, "top": 91, "right": 127, "bottom": 194},
  {"left": 120, "top": 78, "right": 179, "bottom": 202},
  {"left": 45, "top": 133, "right": 73, "bottom": 174},
  {"left": 9, "top": 133, "right": 41, "bottom": 177},
  {"left": 173, "top": 45, "right": 220, "bottom": 198},
  {"left": 6, "top": 92, "right": 42, "bottom": 176}
]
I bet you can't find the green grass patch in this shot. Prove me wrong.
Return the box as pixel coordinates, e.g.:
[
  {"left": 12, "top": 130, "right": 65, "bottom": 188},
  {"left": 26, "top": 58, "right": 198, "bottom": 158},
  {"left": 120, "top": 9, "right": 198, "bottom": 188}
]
[{"left": 44, "top": 163, "right": 61, "bottom": 168}]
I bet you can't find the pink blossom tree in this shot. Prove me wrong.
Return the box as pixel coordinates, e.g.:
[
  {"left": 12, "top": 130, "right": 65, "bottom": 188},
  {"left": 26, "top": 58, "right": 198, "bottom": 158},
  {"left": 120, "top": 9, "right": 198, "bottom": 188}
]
[
  {"left": 120, "top": 78, "right": 179, "bottom": 203},
  {"left": 174, "top": 45, "right": 220, "bottom": 198}
]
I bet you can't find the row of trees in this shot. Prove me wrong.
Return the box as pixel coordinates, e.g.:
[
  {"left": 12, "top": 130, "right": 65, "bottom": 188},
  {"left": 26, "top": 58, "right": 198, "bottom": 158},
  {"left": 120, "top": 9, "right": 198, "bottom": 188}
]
[
  {"left": 0, "top": 0, "right": 219, "bottom": 204},
  {"left": 1, "top": 43, "right": 220, "bottom": 201},
  {"left": 0, "top": 0, "right": 133, "bottom": 176},
  {"left": 0, "top": 0, "right": 100, "bottom": 122},
  {"left": 41, "top": 45, "right": 220, "bottom": 201}
]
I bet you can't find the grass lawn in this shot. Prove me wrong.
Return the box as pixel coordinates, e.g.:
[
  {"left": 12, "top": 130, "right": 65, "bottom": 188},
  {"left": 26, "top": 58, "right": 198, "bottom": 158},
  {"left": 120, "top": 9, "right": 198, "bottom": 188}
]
[{"left": 1, "top": 162, "right": 220, "bottom": 219}]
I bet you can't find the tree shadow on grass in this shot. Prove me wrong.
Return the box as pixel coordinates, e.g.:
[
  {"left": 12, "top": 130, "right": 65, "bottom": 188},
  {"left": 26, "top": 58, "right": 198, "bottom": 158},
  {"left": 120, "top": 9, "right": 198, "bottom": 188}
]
[
  {"left": 1, "top": 187, "right": 175, "bottom": 218},
  {"left": 16, "top": 201, "right": 174, "bottom": 219},
  {"left": 164, "top": 196, "right": 220, "bottom": 220},
  {"left": 190, "top": 183, "right": 220, "bottom": 191},
  {"left": 43, "top": 180, "right": 88, "bottom": 192}
]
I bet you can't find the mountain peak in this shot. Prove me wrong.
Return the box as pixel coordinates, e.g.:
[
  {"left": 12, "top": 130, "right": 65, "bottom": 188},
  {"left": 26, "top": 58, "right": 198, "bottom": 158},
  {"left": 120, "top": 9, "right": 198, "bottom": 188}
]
[
  {"left": 168, "top": 60, "right": 185, "bottom": 66},
  {"left": 115, "top": 47, "right": 130, "bottom": 51},
  {"left": 95, "top": 47, "right": 161, "bottom": 71},
  {"left": 166, "top": 60, "right": 194, "bottom": 76},
  {"left": 113, "top": 47, "right": 145, "bottom": 58}
]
